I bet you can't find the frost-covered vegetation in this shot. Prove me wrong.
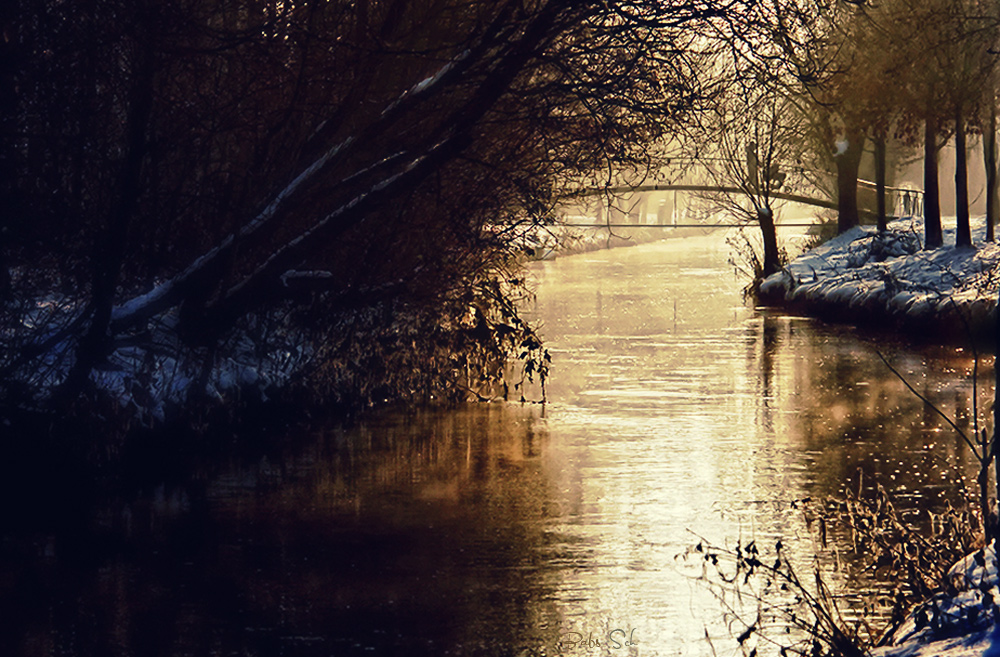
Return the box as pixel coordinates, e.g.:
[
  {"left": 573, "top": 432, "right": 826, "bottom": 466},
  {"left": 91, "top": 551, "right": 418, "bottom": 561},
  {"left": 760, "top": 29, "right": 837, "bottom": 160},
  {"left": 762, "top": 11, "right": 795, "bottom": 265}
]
[
  {"left": 872, "top": 545, "right": 999, "bottom": 656},
  {"left": 695, "top": 489, "right": 1000, "bottom": 657},
  {"left": 745, "top": 216, "right": 1000, "bottom": 655}
]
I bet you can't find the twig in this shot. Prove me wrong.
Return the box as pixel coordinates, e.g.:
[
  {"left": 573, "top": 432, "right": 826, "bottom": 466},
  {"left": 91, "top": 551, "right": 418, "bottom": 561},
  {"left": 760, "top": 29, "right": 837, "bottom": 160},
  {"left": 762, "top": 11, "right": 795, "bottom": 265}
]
[{"left": 874, "top": 350, "right": 979, "bottom": 459}]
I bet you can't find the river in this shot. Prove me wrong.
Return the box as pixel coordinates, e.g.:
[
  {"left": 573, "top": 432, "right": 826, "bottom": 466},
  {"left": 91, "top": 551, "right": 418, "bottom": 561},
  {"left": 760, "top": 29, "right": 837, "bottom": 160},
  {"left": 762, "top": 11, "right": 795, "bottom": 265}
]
[{"left": 0, "top": 232, "right": 988, "bottom": 657}]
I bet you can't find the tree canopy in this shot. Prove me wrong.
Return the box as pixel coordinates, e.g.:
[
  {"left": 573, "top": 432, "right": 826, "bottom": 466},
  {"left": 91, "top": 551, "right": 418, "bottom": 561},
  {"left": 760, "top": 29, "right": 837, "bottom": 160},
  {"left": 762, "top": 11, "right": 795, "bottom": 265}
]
[
  {"left": 1, "top": 0, "right": 728, "bottom": 419},
  {"left": 6, "top": 0, "right": 1000, "bottom": 428}
]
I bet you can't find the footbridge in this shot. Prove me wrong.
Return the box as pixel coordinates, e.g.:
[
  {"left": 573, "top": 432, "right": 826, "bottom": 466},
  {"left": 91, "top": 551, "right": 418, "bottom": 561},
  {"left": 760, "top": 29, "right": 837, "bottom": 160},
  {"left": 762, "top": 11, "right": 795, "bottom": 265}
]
[{"left": 559, "top": 180, "right": 924, "bottom": 229}]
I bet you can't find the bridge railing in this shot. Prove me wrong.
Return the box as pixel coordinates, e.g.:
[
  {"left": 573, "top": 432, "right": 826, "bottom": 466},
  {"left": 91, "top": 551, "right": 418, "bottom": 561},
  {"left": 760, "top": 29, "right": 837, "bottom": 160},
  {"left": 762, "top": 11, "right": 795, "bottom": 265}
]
[{"left": 857, "top": 180, "right": 924, "bottom": 219}]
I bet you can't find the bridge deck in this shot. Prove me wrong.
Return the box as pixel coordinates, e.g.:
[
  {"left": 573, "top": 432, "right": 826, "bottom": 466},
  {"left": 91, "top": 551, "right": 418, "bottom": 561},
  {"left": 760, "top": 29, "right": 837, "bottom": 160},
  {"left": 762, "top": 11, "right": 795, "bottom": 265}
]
[
  {"left": 574, "top": 181, "right": 923, "bottom": 214},
  {"left": 577, "top": 184, "right": 837, "bottom": 211},
  {"left": 555, "top": 222, "right": 826, "bottom": 228}
]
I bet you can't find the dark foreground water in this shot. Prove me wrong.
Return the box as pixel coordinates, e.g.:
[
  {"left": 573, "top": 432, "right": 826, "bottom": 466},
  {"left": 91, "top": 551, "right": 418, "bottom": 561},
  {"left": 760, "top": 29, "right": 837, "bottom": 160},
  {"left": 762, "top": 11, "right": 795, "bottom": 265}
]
[{"left": 0, "top": 234, "right": 989, "bottom": 656}]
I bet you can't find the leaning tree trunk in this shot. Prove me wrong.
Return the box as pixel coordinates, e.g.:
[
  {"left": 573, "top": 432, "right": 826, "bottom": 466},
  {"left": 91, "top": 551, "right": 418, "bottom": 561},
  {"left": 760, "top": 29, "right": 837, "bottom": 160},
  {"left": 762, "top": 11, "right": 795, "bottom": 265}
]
[
  {"left": 834, "top": 131, "right": 865, "bottom": 234},
  {"left": 986, "top": 101, "right": 998, "bottom": 242},
  {"left": 183, "top": 2, "right": 570, "bottom": 337},
  {"left": 923, "top": 113, "right": 943, "bottom": 249},
  {"left": 955, "top": 102, "right": 971, "bottom": 248},
  {"left": 874, "top": 130, "right": 888, "bottom": 233},
  {"left": 107, "top": 9, "right": 527, "bottom": 336}
]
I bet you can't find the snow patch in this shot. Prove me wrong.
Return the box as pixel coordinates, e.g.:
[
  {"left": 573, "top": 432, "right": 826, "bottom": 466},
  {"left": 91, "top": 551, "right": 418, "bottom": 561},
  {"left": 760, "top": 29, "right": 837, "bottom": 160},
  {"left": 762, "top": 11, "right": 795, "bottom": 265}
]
[
  {"left": 873, "top": 546, "right": 999, "bottom": 657},
  {"left": 762, "top": 216, "right": 1000, "bottom": 335}
]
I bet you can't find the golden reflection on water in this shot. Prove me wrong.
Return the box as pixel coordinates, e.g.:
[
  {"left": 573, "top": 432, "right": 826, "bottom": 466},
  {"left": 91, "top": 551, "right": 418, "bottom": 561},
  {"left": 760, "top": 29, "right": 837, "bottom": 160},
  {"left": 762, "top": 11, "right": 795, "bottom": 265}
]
[
  {"left": 515, "top": 235, "right": 986, "bottom": 654},
  {"left": 2, "top": 234, "right": 990, "bottom": 657}
]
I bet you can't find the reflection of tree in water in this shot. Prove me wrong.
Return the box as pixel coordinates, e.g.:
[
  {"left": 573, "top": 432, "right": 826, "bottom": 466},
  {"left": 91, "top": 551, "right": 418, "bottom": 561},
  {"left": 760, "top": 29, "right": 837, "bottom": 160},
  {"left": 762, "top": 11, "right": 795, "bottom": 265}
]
[
  {"left": 741, "top": 316, "right": 986, "bottom": 632},
  {"left": 0, "top": 405, "right": 569, "bottom": 657},
  {"left": 752, "top": 314, "right": 780, "bottom": 435},
  {"left": 746, "top": 316, "right": 981, "bottom": 510}
]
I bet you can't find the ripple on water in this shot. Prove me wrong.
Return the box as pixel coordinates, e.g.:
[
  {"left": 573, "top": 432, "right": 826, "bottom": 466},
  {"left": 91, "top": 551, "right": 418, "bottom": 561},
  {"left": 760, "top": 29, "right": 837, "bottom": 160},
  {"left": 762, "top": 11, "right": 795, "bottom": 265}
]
[{"left": 1, "top": 237, "right": 985, "bottom": 657}]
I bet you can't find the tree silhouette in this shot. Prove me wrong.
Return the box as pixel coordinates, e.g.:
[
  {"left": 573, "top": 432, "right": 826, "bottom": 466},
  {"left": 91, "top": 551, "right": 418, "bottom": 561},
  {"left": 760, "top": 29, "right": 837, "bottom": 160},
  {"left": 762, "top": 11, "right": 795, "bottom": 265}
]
[{"left": 1, "top": 0, "right": 728, "bottom": 415}]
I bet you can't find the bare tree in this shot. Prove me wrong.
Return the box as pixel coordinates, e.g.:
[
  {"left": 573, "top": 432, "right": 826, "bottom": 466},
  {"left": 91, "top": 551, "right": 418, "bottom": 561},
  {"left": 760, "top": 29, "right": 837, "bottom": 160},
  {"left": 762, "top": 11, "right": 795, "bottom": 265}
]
[
  {"left": 705, "top": 0, "right": 875, "bottom": 234},
  {"left": 940, "top": 0, "right": 998, "bottom": 248},
  {"left": 883, "top": 0, "right": 1000, "bottom": 248},
  {"left": 700, "top": 79, "right": 807, "bottom": 280},
  {"left": 986, "top": 91, "right": 999, "bottom": 241},
  {"left": 2, "top": 0, "right": 728, "bottom": 416}
]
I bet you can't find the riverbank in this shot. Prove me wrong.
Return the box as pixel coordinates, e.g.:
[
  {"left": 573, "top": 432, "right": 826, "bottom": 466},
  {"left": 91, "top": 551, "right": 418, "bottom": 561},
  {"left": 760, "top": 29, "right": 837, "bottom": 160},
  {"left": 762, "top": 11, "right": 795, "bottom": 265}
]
[
  {"left": 871, "top": 545, "right": 998, "bottom": 657},
  {"left": 4, "top": 231, "right": 995, "bottom": 656},
  {"left": 759, "top": 216, "right": 1000, "bottom": 344},
  {"left": 758, "top": 215, "right": 1000, "bottom": 655}
]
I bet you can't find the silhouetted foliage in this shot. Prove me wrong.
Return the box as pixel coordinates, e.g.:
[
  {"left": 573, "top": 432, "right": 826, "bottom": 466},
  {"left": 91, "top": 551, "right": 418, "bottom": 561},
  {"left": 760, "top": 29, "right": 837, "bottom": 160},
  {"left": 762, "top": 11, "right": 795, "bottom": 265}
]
[{"left": 1, "top": 0, "right": 724, "bottom": 425}]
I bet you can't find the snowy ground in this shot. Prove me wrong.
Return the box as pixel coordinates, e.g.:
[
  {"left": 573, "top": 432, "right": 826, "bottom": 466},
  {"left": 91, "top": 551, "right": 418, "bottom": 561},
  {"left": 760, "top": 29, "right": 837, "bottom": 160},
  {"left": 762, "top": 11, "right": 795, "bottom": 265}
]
[
  {"left": 871, "top": 545, "right": 999, "bottom": 657},
  {"left": 760, "top": 216, "right": 1000, "bottom": 341},
  {"left": 13, "top": 306, "right": 315, "bottom": 426}
]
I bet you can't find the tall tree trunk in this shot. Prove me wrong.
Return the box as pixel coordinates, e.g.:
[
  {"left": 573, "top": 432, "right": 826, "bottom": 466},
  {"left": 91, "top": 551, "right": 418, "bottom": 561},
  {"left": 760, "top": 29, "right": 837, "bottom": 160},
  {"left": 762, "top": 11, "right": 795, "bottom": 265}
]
[
  {"left": 986, "top": 101, "right": 998, "bottom": 242},
  {"left": 0, "top": 0, "right": 15, "bottom": 302},
  {"left": 57, "top": 38, "right": 155, "bottom": 403},
  {"left": 923, "top": 113, "right": 942, "bottom": 249},
  {"left": 874, "top": 130, "right": 887, "bottom": 232},
  {"left": 834, "top": 131, "right": 865, "bottom": 234},
  {"left": 955, "top": 103, "right": 971, "bottom": 248},
  {"left": 758, "top": 205, "right": 780, "bottom": 278}
]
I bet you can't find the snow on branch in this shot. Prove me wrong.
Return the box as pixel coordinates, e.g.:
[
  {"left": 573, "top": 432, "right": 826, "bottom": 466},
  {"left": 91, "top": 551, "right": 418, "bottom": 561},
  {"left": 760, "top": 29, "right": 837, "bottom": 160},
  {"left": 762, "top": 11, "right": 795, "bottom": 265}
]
[
  {"left": 108, "top": 139, "right": 355, "bottom": 330},
  {"left": 280, "top": 270, "right": 334, "bottom": 287},
  {"left": 109, "top": 52, "right": 477, "bottom": 333},
  {"left": 216, "top": 154, "right": 430, "bottom": 309},
  {"left": 109, "top": 3, "right": 558, "bottom": 334},
  {"left": 381, "top": 51, "right": 469, "bottom": 118}
]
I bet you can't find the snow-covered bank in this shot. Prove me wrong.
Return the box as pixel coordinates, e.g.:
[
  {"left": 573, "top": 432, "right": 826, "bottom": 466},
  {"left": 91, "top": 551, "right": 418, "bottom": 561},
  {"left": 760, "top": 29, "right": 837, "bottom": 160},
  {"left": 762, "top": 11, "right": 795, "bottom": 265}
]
[
  {"left": 871, "top": 546, "right": 999, "bottom": 657},
  {"left": 3, "top": 299, "right": 502, "bottom": 435},
  {"left": 2, "top": 302, "right": 317, "bottom": 430},
  {"left": 759, "top": 217, "right": 1000, "bottom": 341}
]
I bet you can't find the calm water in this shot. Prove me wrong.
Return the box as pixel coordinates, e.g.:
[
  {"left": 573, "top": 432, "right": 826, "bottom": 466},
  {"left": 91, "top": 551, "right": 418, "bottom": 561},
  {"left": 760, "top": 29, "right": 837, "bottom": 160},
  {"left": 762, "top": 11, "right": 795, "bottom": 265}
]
[{"left": 1, "top": 234, "right": 989, "bottom": 657}]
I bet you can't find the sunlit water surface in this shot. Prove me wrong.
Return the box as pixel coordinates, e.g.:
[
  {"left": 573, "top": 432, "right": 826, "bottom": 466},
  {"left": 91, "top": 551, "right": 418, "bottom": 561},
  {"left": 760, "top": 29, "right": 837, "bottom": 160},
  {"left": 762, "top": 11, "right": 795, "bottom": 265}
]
[{"left": 1, "top": 233, "right": 988, "bottom": 657}]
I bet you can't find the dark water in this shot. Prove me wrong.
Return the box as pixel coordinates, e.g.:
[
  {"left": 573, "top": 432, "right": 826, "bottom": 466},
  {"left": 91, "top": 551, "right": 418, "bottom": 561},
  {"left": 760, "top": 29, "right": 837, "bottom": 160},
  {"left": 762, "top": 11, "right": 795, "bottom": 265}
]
[{"left": 1, "top": 234, "right": 989, "bottom": 656}]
